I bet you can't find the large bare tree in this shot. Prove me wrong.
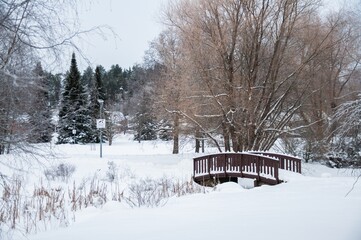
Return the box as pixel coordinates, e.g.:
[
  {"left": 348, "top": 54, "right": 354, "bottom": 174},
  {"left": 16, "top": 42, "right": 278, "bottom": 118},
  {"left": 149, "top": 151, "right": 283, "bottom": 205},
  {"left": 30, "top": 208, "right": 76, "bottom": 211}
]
[{"left": 157, "top": 0, "right": 361, "bottom": 153}]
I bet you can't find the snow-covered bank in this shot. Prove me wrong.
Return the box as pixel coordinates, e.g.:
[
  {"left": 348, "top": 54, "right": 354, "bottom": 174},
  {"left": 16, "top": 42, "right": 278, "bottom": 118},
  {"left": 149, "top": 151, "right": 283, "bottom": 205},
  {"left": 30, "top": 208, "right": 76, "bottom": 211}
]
[{"left": 29, "top": 176, "right": 361, "bottom": 240}]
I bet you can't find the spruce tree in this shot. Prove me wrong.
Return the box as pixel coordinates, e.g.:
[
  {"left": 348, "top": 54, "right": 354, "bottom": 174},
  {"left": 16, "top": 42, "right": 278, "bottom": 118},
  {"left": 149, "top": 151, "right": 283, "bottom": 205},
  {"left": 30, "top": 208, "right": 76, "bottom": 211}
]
[
  {"left": 133, "top": 92, "right": 157, "bottom": 142},
  {"left": 28, "top": 62, "right": 54, "bottom": 143},
  {"left": 89, "top": 65, "right": 106, "bottom": 142},
  {"left": 57, "top": 53, "right": 92, "bottom": 144},
  {"left": 81, "top": 66, "right": 94, "bottom": 91},
  {"left": 104, "top": 64, "right": 126, "bottom": 102}
]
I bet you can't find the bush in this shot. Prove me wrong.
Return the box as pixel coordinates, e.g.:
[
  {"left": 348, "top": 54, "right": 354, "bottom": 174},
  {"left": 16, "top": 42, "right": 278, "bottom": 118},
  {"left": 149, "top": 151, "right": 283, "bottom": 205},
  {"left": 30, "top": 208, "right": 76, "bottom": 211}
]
[
  {"left": 44, "top": 163, "right": 76, "bottom": 182},
  {"left": 158, "top": 120, "right": 173, "bottom": 141},
  {"left": 125, "top": 177, "right": 204, "bottom": 208},
  {"left": 105, "top": 161, "right": 119, "bottom": 182}
]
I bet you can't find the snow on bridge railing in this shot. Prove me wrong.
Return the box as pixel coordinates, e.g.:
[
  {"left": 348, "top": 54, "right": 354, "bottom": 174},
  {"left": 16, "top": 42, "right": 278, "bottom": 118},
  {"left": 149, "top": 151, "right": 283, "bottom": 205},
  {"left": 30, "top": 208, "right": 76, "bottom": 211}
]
[{"left": 250, "top": 152, "right": 302, "bottom": 174}]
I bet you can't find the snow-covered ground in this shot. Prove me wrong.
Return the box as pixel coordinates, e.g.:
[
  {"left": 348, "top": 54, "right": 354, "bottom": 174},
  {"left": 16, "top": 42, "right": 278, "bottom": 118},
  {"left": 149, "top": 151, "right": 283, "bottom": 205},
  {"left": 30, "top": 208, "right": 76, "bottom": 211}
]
[{"left": 1, "top": 134, "right": 361, "bottom": 240}]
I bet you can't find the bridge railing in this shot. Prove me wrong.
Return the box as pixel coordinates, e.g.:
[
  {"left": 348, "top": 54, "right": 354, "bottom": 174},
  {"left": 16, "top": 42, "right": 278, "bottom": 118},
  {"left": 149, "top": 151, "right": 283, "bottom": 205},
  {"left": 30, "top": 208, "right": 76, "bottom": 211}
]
[
  {"left": 193, "top": 153, "right": 280, "bottom": 185},
  {"left": 251, "top": 152, "right": 302, "bottom": 173}
]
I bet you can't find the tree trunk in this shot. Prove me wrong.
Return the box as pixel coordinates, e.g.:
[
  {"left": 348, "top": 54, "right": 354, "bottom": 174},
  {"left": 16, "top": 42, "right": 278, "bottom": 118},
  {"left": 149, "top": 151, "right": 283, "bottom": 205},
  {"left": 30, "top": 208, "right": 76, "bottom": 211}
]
[
  {"left": 108, "top": 135, "right": 113, "bottom": 146},
  {"left": 222, "top": 123, "right": 231, "bottom": 152},
  {"left": 201, "top": 138, "right": 205, "bottom": 153},
  {"left": 230, "top": 125, "right": 240, "bottom": 152},
  {"left": 172, "top": 114, "right": 179, "bottom": 154},
  {"left": 195, "top": 128, "right": 201, "bottom": 153}
]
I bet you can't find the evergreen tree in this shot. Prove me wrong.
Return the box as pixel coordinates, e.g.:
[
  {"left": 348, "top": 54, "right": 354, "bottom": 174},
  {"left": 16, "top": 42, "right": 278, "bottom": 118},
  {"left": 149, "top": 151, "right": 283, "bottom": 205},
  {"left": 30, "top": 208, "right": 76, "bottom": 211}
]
[
  {"left": 48, "top": 72, "right": 62, "bottom": 108},
  {"left": 89, "top": 65, "right": 106, "bottom": 142},
  {"left": 57, "top": 53, "right": 92, "bottom": 144},
  {"left": 133, "top": 92, "right": 157, "bottom": 142},
  {"left": 81, "top": 66, "right": 94, "bottom": 92},
  {"left": 28, "top": 62, "right": 54, "bottom": 143},
  {"left": 95, "top": 66, "right": 106, "bottom": 101},
  {"left": 104, "top": 64, "right": 126, "bottom": 102}
]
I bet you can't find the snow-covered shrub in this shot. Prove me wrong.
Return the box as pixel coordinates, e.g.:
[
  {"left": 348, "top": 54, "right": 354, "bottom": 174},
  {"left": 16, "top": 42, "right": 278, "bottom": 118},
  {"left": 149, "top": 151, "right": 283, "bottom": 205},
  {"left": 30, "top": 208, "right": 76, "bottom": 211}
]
[
  {"left": 70, "top": 174, "right": 110, "bottom": 211},
  {"left": 31, "top": 185, "right": 69, "bottom": 229},
  {"left": 126, "top": 178, "right": 164, "bottom": 208},
  {"left": 44, "top": 163, "right": 76, "bottom": 182},
  {"left": 328, "top": 137, "right": 361, "bottom": 168},
  {"left": 0, "top": 177, "right": 21, "bottom": 230},
  {"left": 118, "top": 165, "right": 135, "bottom": 179},
  {"left": 157, "top": 120, "right": 173, "bottom": 141},
  {"left": 105, "top": 161, "right": 119, "bottom": 183},
  {"left": 125, "top": 177, "right": 204, "bottom": 208},
  {"left": 171, "top": 179, "right": 205, "bottom": 197},
  {"left": 329, "top": 98, "right": 361, "bottom": 167}
]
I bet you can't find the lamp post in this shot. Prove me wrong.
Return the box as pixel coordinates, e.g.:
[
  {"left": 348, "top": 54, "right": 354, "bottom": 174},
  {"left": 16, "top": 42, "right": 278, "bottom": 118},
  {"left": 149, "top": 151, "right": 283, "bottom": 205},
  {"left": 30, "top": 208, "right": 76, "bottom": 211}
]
[
  {"left": 72, "top": 120, "right": 76, "bottom": 144},
  {"left": 72, "top": 129, "right": 76, "bottom": 144},
  {"left": 97, "top": 99, "right": 104, "bottom": 158}
]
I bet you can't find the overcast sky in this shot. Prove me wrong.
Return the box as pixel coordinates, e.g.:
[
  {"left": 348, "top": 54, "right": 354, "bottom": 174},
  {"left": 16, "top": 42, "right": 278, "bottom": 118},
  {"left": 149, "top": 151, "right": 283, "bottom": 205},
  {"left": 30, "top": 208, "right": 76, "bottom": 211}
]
[
  {"left": 75, "top": 0, "right": 167, "bottom": 71},
  {"left": 73, "top": 0, "right": 353, "bottom": 72}
]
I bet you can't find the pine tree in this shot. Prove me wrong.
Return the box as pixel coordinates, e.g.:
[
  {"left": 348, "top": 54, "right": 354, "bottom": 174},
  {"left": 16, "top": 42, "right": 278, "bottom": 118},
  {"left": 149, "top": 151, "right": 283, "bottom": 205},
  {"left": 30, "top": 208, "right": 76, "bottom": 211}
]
[
  {"left": 104, "top": 64, "right": 126, "bottom": 102},
  {"left": 57, "top": 53, "right": 92, "bottom": 144},
  {"left": 81, "top": 66, "right": 94, "bottom": 91},
  {"left": 95, "top": 65, "right": 106, "bottom": 101},
  {"left": 133, "top": 92, "right": 157, "bottom": 142},
  {"left": 28, "top": 62, "right": 54, "bottom": 143},
  {"left": 89, "top": 65, "right": 106, "bottom": 143}
]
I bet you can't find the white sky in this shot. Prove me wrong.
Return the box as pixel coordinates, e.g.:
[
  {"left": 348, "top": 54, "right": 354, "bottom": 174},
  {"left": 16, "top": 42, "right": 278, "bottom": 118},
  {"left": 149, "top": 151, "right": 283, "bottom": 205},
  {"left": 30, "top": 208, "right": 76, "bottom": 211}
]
[
  {"left": 72, "top": 0, "right": 355, "bottom": 72},
  {"left": 75, "top": 0, "right": 167, "bottom": 71}
]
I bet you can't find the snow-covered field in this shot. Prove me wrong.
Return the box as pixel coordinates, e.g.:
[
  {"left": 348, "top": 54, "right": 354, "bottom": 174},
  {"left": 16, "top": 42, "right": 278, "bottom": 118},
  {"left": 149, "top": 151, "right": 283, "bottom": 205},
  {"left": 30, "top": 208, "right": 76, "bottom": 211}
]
[{"left": 1, "top": 134, "right": 361, "bottom": 240}]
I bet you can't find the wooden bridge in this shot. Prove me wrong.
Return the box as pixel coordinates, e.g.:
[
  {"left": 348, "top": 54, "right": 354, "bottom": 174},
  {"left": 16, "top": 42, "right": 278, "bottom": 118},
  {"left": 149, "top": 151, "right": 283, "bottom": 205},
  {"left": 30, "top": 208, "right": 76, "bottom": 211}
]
[{"left": 193, "top": 152, "right": 302, "bottom": 186}]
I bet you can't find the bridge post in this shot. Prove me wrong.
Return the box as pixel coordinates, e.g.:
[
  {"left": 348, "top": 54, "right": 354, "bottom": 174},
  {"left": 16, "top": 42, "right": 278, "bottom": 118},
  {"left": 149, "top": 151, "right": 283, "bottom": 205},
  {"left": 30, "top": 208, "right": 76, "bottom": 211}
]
[
  {"left": 239, "top": 154, "right": 243, "bottom": 178},
  {"left": 223, "top": 154, "right": 227, "bottom": 176},
  {"left": 274, "top": 161, "right": 279, "bottom": 183},
  {"left": 297, "top": 161, "right": 302, "bottom": 173},
  {"left": 207, "top": 156, "right": 211, "bottom": 177},
  {"left": 256, "top": 156, "right": 260, "bottom": 181}
]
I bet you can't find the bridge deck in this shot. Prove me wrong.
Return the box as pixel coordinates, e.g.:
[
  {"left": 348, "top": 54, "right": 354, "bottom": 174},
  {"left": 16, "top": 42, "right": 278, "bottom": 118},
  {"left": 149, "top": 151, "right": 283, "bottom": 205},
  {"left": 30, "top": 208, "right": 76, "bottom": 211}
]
[{"left": 193, "top": 152, "right": 301, "bottom": 186}]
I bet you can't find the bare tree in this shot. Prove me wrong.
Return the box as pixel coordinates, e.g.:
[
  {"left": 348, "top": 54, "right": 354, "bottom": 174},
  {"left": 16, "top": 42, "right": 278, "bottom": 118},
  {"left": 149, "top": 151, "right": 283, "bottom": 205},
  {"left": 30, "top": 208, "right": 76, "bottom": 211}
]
[
  {"left": 296, "top": 7, "right": 361, "bottom": 158},
  {"left": 159, "top": 0, "right": 361, "bottom": 153},
  {"left": 151, "top": 30, "right": 188, "bottom": 153}
]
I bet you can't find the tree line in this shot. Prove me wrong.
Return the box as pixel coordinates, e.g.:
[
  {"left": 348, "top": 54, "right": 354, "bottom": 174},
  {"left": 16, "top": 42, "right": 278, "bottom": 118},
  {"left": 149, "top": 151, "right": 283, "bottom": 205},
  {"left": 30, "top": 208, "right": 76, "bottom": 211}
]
[{"left": 0, "top": 51, "right": 158, "bottom": 153}]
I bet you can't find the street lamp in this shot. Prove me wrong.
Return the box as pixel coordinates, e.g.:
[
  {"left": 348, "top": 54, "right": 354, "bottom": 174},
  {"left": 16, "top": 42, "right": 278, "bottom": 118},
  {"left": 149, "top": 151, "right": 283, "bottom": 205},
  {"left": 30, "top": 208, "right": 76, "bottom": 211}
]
[{"left": 97, "top": 99, "right": 104, "bottom": 158}]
